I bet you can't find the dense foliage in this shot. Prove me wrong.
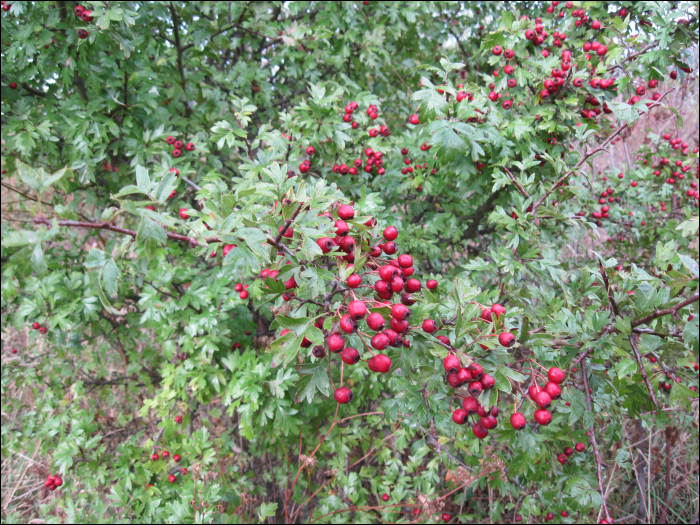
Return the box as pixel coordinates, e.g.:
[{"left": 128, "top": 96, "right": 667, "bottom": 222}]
[{"left": 1, "top": 1, "right": 698, "bottom": 524}]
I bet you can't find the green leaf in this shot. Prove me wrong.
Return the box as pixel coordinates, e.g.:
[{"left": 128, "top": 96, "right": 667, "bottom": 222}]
[
  {"left": 297, "top": 364, "right": 330, "bottom": 403},
  {"left": 257, "top": 502, "right": 278, "bottom": 522},
  {"left": 135, "top": 165, "right": 151, "bottom": 194}
]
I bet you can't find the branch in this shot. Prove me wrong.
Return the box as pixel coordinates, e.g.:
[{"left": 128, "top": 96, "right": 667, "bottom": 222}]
[
  {"left": 530, "top": 88, "right": 675, "bottom": 216},
  {"left": 581, "top": 360, "right": 613, "bottom": 524},
  {"left": 34, "top": 217, "right": 220, "bottom": 248},
  {"left": 20, "top": 83, "right": 47, "bottom": 98},
  {"left": 599, "top": 264, "right": 658, "bottom": 410},
  {"left": 607, "top": 41, "right": 659, "bottom": 72},
  {"left": 503, "top": 167, "right": 530, "bottom": 199},
  {"left": 631, "top": 292, "right": 699, "bottom": 328},
  {"left": 168, "top": 2, "right": 190, "bottom": 117}
]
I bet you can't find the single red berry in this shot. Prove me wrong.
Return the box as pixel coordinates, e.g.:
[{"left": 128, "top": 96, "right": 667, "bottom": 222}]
[
  {"left": 239, "top": 290, "right": 248, "bottom": 300},
  {"left": 381, "top": 493, "right": 390, "bottom": 502},
  {"left": 326, "top": 333, "right": 345, "bottom": 353},
  {"left": 498, "top": 332, "right": 516, "bottom": 347},
  {"left": 575, "top": 442, "right": 586, "bottom": 452},
  {"left": 534, "top": 408, "right": 552, "bottom": 426},
  {"left": 534, "top": 391, "right": 553, "bottom": 409},
  {"left": 564, "top": 447, "right": 574, "bottom": 456},
  {"left": 334, "top": 386, "right": 353, "bottom": 404},
  {"left": 510, "top": 412, "right": 527, "bottom": 430},
  {"left": 179, "top": 208, "right": 189, "bottom": 219},
  {"left": 347, "top": 274, "right": 362, "bottom": 288},
  {"left": 444, "top": 354, "right": 460, "bottom": 373},
  {"left": 337, "top": 204, "right": 354, "bottom": 220},
  {"left": 162, "top": 450, "right": 170, "bottom": 460},
  {"left": 422, "top": 319, "right": 437, "bottom": 333},
  {"left": 383, "top": 226, "right": 398, "bottom": 241},
  {"left": 175, "top": 415, "right": 183, "bottom": 424},
  {"left": 341, "top": 347, "right": 360, "bottom": 365},
  {"left": 558, "top": 453, "right": 568, "bottom": 465},
  {"left": 173, "top": 454, "right": 181, "bottom": 462},
  {"left": 32, "top": 322, "right": 40, "bottom": 330},
  {"left": 472, "top": 422, "right": 489, "bottom": 439},
  {"left": 426, "top": 279, "right": 437, "bottom": 290},
  {"left": 409, "top": 114, "right": 420, "bottom": 125},
  {"left": 370, "top": 333, "right": 390, "bottom": 351},
  {"left": 77, "top": 29, "right": 89, "bottom": 39},
  {"left": 548, "top": 367, "right": 566, "bottom": 384},
  {"left": 367, "top": 312, "right": 386, "bottom": 332},
  {"left": 544, "top": 382, "right": 562, "bottom": 400},
  {"left": 452, "top": 408, "right": 468, "bottom": 425},
  {"left": 168, "top": 474, "right": 177, "bottom": 483},
  {"left": 151, "top": 453, "right": 159, "bottom": 461}
]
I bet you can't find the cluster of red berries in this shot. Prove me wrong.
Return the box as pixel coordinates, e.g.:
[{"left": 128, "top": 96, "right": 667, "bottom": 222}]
[
  {"left": 400, "top": 144, "right": 437, "bottom": 178},
  {"left": 331, "top": 147, "right": 387, "bottom": 176},
  {"left": 513, "top": 366, "right": 567, "bottom": 428},
  {"left": 557, "top": 441, "right": 587, "bottom": 465},
  {"left": 151, "top": 449, "right": 183, "bottom": 483},
  {"left": 165, "top": 136, "right": 195, "bottom": 158},
  {"left": 44, "top": 473, "right": 63, "bottom": 491},
  {"left": 103, "top": 161, "right": 119, "bottom": 173},
  {"left": 31, "top": 321, "right": 48, "bottom": 335},
  {"left": 73, "top": 5, "right": 94, "bottom": 39}
]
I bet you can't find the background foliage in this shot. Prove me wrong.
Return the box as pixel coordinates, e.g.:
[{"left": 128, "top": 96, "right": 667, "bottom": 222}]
[{"left": 1, "top": 1, "right": 699, "bottom": 523}]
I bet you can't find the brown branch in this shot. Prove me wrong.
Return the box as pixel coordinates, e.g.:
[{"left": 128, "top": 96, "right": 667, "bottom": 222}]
[
  {"left": 270, "top": 203, "right": 305, "bottom": 247},
  {"left": 530, "top": 88, "right": 675, "bottom": 216},
  {"left": 599, "top": 264, "right": 658, "bottom": 410},
  {"left": 168, "top": 2, "right": 191, "bottom": 117},
  {"left": 34, "top": 217, "right": 221, "bottom": 248},
  {"left": 20, "top": 83, "right": 47, "bottom": 98},
  {"left": 581, "top": 359, "right": 613, "bottom": 524},
  {"left": 631, "top": 292, "right": 699, "bottom": 328},
  {"left": 608, "top": 41, "right": 659, "bottom": 72},
  {"left": 503, "top": 167, "right": 530, "bottom": 199}
]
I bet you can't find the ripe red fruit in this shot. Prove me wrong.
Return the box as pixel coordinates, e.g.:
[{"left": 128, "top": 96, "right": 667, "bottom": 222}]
[
  {"left": 548, "top": 367, "right": 566, "bottom": 384},
  {"left": 162, "top": 450, "right": 170, "bottom": 460},
  {"left": 492, "top": 45, "right": 503, "bottom": 55},
  {"left": 338, "top": 204, "right": 354, "bottom": 220},
  {"left": 390, "top": 303, "right": 410, "bottom": 320},
  {"left": 239, "top": 290, "right": 249, "bottom": 300},
  {"left": 368, "top": 353, "right": 391, "bottom": 373},
  {"left": 534, "top": 391, "right": 553, "bottom": 409},
  {"left": 312, "top": 345, "right": 326, "bottom": 358},
  {"left": 481, "top": 373, "right": 495, "bottom": 390},
  {"left": 173, "top": 454, "right": 181, "bottom": 462},
  {"left": 558, "top": 453, "right": 568, "bottom": 465},
  {"left": 534, "top": 408, "right": 552, "bottom": 426},
  {"left": 575, "top": 442, "right": 586, "bottom": 452},
  {"left": 180, "top": 468, "right": 188, "bottom": 476},
  {"left": 371, "top": 332, "right": 390, "bottom": 351},
  {"left": 53, "top": 476, "right": 63, "bottom": 487},
  {"left": 544, "top": 382, "right": 562, "bottom": 400},
  {"left": 510, "top": 412, "right": 527, "bottom": 430},
  {"left": 172, "top": 149, "right": 182, "bottom": 158},
  {"left": 404, "top": 278, "right": 420, "bottom": 293},
  {"left": 175, "top": 415, "right": 183, "bottom": 424},
  {"left": 422, "top": 319, "right": 437, "bottom": 333},
  {"left": 462, "top": 396, "right": 479, "bottom": 414},
  {"left": 340, "top": 314, "right": 358, "bottom": 334},
  {"left": 279, "top": 225, "right": 293, "bottom": 238},
  {"left": 444, "top": 354, "right": 460, "bottom": 373},
  {"left": 397, "top": 254, "right": 413, "bottom": 268},
  {"left": 441, "top": 513, "right": 451, "bottom": 522},
  {"left": 316, "top": 237, "right": 334, "bottom": 254},
  {"left": 326, "top": 333, "right": 345, "bottom": 353},
  {"left": 564, "top": 447, "right": 574, "bottom": 456},
  {"left": 347, "top": 274, "right": 362, "bottom": 288},
  {"left": 498, "top": 332, "right": 516, "bottom": 347},
  {"left": 168, "top": 474, "right": 177, "bottom": 483},
  {"left": 166, "top": 136, "right": 176, "bottom": 144},
  {"left": 452, "top": 408, "right": 468, "bottom": 425},
  {"left": 561, "top": 511, "right": 569, "bottom": 518},
  {"left": 77, "top": 29, "right": 89, "bottom": 39},
  {"left": 426, "top": 279, "right": 437, "bottom": 290},
  {"left": 335, "top": 220, "right": 350, "bottom": 237},
  {"left": 341, "top": 347, "right": 360, "bottom": 364},
  {"left": 151, "top": 453, "right": 159, "bottom": 461},
  {"left": 179, "top": 208, "right": 190, "bottom": 219},
  {"left": 382, "top": 493, "right": 390, "bottom": 502},
  {"left": 573, "top": 77, "right": 583, "bottom": 87},
  {"left": 39, "top": 327, "right": 48, "bottom": 334},
  {"left": 383, "top": 226, "right": 398, "bottom": 241},
  {"left": 409, "top": 114, "right": 420, "bottom": 125},
  {"left": 472, "top": 422, "right": 489, "bottom": 439},
  {"left": 185, "top": 142, "right": 195, "bottom": 151},
  {"left": 480, "top": 415, "right": 497, "bottom": 429},
  {"left": 334, "top": 387, "right": 353, "bottom": 404},
  {"left": 480, "top": 309, "right": 492, "bottom": 322},
  {"left": 367, "top": 312, "right": 386, "bottom": 331},
  {"left": 305, "top": 145, "right": 315, "bottom": 156},
  {"left": 491, "top": 304, "right": 506, "bottom": 318},
  {"left": 32, "top": 322, "right": 40, "bottom": 330},
  {"left": 468, "top": 381, "right": 483, "bottom": 397},
  {"left": 348, "top": 300, "right": 367, "bottom": 320}
]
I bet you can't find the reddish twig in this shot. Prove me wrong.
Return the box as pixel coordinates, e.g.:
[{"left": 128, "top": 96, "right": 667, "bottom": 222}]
[
  {"left": 581, "top": 359, "right": 613, "bottom": 523},
  {"left": 503, "top": 167, "right": 531, "bottom": 199},
  {"left": 530, "top": 88, "right": 675, "bottom": 216}
]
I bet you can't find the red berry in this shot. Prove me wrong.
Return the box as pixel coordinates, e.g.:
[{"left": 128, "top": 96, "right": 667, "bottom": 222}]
[
  {"left": 510, "top": 412, "right": 527, "bottom": 430},
  {"left": 175, "top": 415, "right": 183, "bottom": 424},
  {"left": 326, "top": 333, "right": 345, "bottom": 353},
  {"left": 347, "top": 274, "right": 362, "bottom": 288},
  {"left": 426, "top": 279, "right": 437, "bottom": 290},
  {"left": 575, "top": 442, "right": 586, "bottom": 452},
  {"left": 370, "top": 333, "right": 390, "bottom": 351},
  {"left": 409, "top": 114, "right": 420, "bottom": 125},
  {"left": 173, "top": 454, "right": 181, "bottom": 462},
  {"left": 179, "top": 208, "right": 189, "bottom": 219},
  {"left": 168, "top": 474, "right": 177, "bottom": 483},
  {"left": 383, "top": 226, "right": 398, "bottom": 241},
  {"left": 312, "top": 346, "right": 326, "bottom": 358},
  {"left": 366, "top": 312, "right": 386, "bottom": 331},
  {"left": 185, "top": 142, "right": 195, "bottom": 151},
  {"left": 239, "top": 290, "right": 249, "bottom": 300},
  {"left": 340, "top": 314, "right": 358, "bottom": 334},
  {"left": 452, "top": 408, "right": 468, "bottom": 425},
  {"left": 348, "top": 300, "right": 367, "bottom": 320},
  {"left": 338, "top": 204, "right": 354, "bottom": 220},
  {"left": 422, "top": 319, "right": 437, "bottom": 333},
  {"left": 341, "top": 347, "right": 361, "bottom": 364},
  {"left": 334, "top": 387, "right": 353, "bottom": 404},
  {"left": 444, "top": 354, "right": 460, "bottom": 373},
  {"left": 382, "top": 493, "right": 390, "bottom": 502},
  {"left": 498, "top": 332, "right": 516, "bottom": 347},
  {"left": 548, "top": 367, "right": 566, "bottom": 384},
  {"left": 151, "top": 453, "right": 159, "bottom": 461},
  {"left": 544, "top": 382, "right": 562, "bottom": 400},
  {"left": 390, "top": 303, "right": 410, "bottom": 320},
  {"left": 534, "top": 408, "right": 552, "bottom": 426},
  {"left": 534, "top": 391, "right": 553, "bottom": 409},
  {"left": 472, "top": 422, "right": 489, "bottom": 439}
]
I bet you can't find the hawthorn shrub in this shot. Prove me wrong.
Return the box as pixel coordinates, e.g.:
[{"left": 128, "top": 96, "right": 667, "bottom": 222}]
[{"left": 1, "top": 1, "right": 699, "bottom": 524}]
